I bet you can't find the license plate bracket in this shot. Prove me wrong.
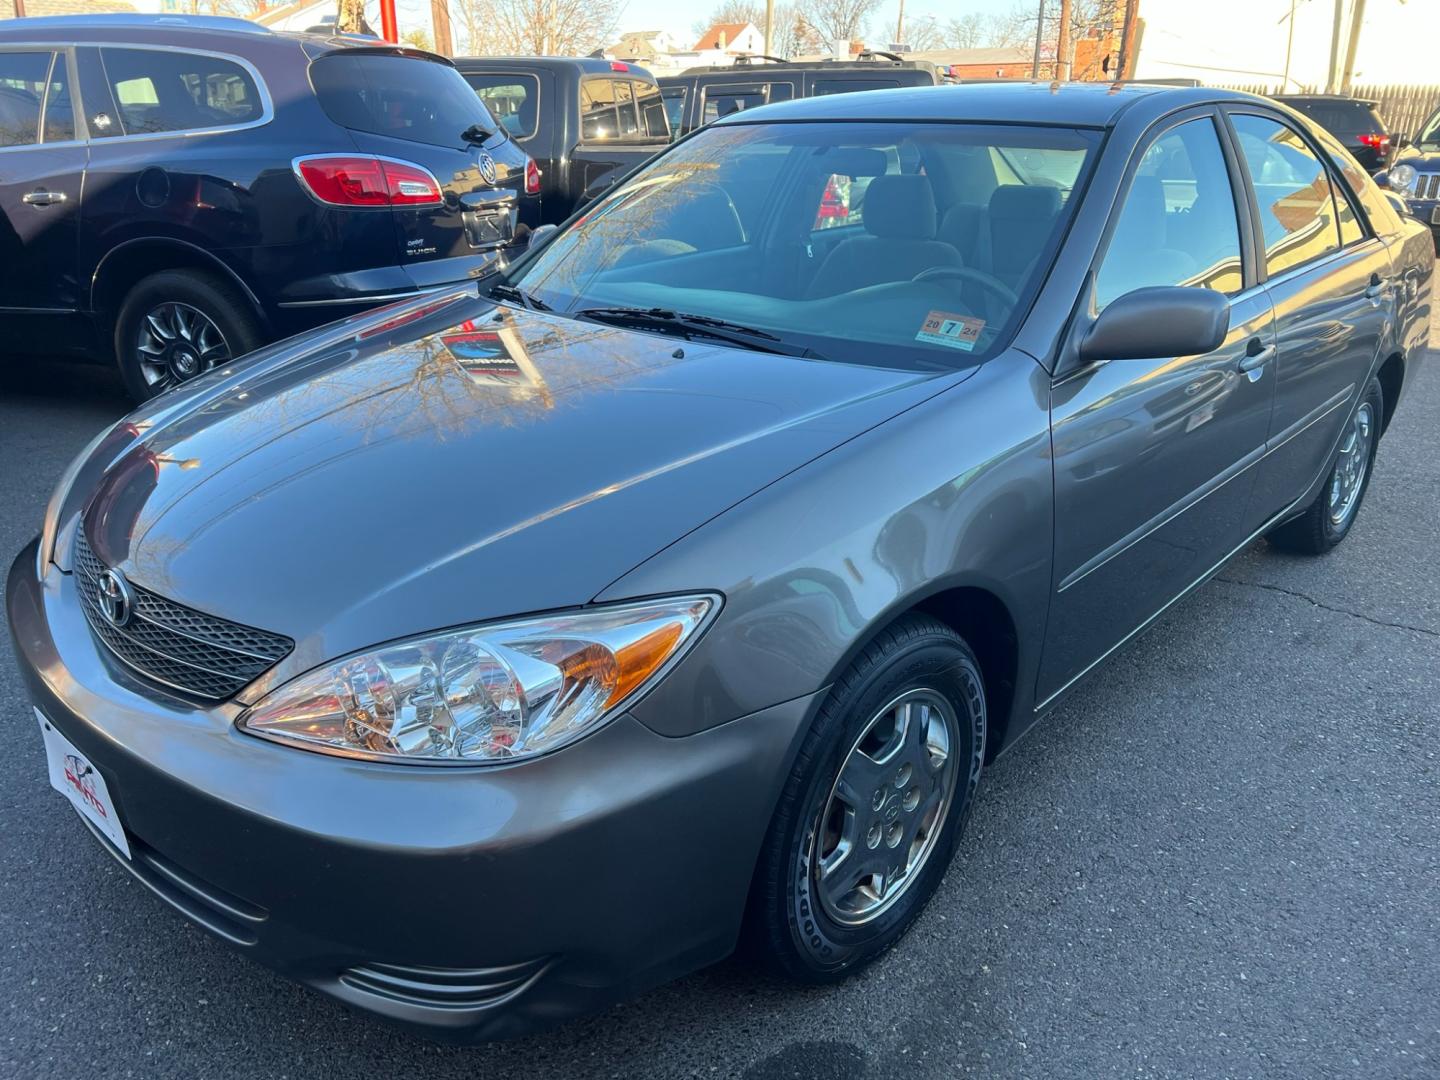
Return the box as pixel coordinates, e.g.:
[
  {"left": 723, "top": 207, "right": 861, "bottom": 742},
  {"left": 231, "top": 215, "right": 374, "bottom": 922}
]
[{"left": 36, "top": 707, "right": 131, "bottom": 858}]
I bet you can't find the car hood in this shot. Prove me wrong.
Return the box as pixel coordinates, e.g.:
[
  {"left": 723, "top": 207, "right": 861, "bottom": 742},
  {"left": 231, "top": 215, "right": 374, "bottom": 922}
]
[{"left": 82, "top": 291, "right": 957, "bottom": 683}]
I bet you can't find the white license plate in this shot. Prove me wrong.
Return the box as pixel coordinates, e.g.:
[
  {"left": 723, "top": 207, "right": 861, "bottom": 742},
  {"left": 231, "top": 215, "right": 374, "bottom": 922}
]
[{"left": 36, "top": 707, "right": 131, "bottom": 859}]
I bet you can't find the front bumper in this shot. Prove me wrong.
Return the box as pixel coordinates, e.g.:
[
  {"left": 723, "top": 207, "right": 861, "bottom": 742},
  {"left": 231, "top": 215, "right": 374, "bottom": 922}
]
[{"left": 7, "top": 539, "right": 813, "bottom": 1041}]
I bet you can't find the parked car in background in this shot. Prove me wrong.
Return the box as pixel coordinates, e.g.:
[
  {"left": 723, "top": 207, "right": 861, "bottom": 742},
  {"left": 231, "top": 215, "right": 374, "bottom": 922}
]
[
  {"left": 455, "top": 57, "right": 669, "bottom": 224},
  {"left": 0, "top": 14, "right": 538, "bottom": 401},
  {"left": 1272, "top": 94, "right": 1392, "bottom": 171},
  {"left": 11, "top": 83, "right": 1431, "bottom": 1043},
  {"left": 1382, "top": 104, "right": 1440, "bottom": 251},
  {"left": 659, "top": 52, "right": 942, "bottom": 139}
]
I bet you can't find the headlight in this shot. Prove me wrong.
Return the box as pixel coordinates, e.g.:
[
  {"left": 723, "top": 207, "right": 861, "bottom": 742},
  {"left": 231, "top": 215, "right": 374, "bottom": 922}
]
[
  {"left": 238, "top": 595, "right": 718, "bottom": 765},
  {"left": 1388, "top": 163, "right": 1418, "bottom": 195}
]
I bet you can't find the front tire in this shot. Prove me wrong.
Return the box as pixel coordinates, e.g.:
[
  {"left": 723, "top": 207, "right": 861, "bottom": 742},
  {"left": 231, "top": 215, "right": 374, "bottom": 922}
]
[
  {"left": 750, "top": 615, "right": 986, "bottom": 982},
  {"left": 113, "top": 270, "right": 264, "bottom": 403},
  {"left": 1267, "top": 376, "right": 1384, "bottom": 555}
]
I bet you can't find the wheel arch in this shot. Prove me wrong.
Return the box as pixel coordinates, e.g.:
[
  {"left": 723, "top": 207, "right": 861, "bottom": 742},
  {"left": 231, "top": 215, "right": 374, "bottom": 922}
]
[
  {"left": 1376, "top": 351, "right": 1405, "bottom": 435},
  {"left": 821, "top": 580, "right": 1023, "bottom": 763},
  {"left": 89, "top": 238, "right": 270, "bottom": 334}
]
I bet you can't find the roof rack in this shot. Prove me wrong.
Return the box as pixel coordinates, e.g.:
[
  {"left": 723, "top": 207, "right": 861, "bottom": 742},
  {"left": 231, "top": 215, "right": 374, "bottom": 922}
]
[
  {"left": 857, "top": 49, "right": 904, "bottom": 62},
  {"left": 1, "top": 13, "right": 271, "bottom": 34},
  {"left": 733, "top": 53, "right": 789, "bottom": 65}
]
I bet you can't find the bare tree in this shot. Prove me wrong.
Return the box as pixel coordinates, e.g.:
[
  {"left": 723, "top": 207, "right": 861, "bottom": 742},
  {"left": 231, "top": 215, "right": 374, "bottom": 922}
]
[
  {"left": 945, "top": 12, "right": 987, "bottom": 48},
  {"left": 456, "top": 0, "right": 624, "bottom": 56},
  {"left": 798, "top": 0, "right": 881, "bottom": 47},
  {"left": 903, "top": 15, "right": 946, "bottom": 51}
]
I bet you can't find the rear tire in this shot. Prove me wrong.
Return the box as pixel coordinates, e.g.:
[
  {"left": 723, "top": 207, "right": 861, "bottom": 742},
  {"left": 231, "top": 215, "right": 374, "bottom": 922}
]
[
  {"left": 749, "top": 615, "right": 986, "bottom": 982},
  {"left": 113, "top": 270, "right": 264, "bottom": 403},
  {"left": 1267, "top": 376, "right": 1384, "bottom": 555}
]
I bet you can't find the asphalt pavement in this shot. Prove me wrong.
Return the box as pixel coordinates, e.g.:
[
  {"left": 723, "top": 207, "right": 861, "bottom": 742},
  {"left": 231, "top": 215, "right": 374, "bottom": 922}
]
[{"left": 1, "top": 315, "right": 1436, "bottom": 1079}]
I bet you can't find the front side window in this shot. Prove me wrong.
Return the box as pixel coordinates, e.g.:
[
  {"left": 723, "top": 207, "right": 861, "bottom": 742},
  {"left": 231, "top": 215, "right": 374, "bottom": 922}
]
[
  {"left": 1096, "top": 117, "right": 1244, "bottom": 309},
  {"left": 100, "top": 48, "right": 263, "bottom": 135},
  {"left": 510, "top": 121, "right": 1098, "bottom": 371},
  {"left": 703, "top": 86, "right": 766, "bottom": 125},
  {"left": 0, "top": 51, "right": 61, "bottom": 147},
  {"left": 463, "top": 74, "right": 539, "bottom": 139},
  {"left": 311, "top": 53, "right": 497, "bottom": 148},
  {"left": 1417, "top": 108, "right": 1440, "bottom": 150},
  {"left": 1232, "top": 113, "right": 1342, "bottom": 276},
  {"left": 661, "top": 85, "right": 686, "bottom": 136}
]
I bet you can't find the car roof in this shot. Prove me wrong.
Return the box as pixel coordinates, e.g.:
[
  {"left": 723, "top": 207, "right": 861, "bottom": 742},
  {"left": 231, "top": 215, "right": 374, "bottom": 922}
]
[
  {"left": 1273, "top": 93, "right": 1379, "bottom": 105},
  {"left": 673, "top": 59, "right": 935, "bottom": 77},
  {"left": 711, "top": 80, "right": 1264, "bottom": 130},
  {"left": 0, "top": 13, "right": 432, "bottom": 57}
]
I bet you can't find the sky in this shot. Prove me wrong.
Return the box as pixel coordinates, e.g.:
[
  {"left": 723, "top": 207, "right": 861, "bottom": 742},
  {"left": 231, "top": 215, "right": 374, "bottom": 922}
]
[{"left": 612, "top": 0, "right": 1437, "bottom": 85}]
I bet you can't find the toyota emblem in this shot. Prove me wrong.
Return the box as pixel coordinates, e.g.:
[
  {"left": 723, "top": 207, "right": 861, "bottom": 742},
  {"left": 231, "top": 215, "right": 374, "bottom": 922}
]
[
  {"left": 96, "top": 568, "right": 135, "bottom": 628},
  {"left": 477, "top": 152, "right": 499, "bottom": 185}
]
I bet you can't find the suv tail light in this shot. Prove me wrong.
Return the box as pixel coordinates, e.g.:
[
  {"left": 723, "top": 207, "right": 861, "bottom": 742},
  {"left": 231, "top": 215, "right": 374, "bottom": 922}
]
[
  {"left": 524, "top": 158, "right": 541, "bottom": 195},
  {"left": 294, "top": 155, "right": 444, "bottom": 208},
  {"left": 1358, "top": 134, "right": 1391, "bottom": 151}
]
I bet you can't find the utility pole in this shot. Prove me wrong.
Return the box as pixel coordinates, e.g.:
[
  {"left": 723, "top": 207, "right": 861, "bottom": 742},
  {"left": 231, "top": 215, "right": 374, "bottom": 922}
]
[
  {"left": 1281, "top": 0, "right": 1297, "bottom": 90},
  {"left": 1326, "top": 0, "right": 1344, "bottom": 93},
  {"left": 764, "top": 0, "right": 774, "bottom": 56},
  {"left": 895, "top": 0, "right": 905, "bottom": 49},
  {"left": 431, "top": 0, "right": 453, "bottom": 54},
  {"left": 1117, "top": 0, "right": 1139, "bottom": 80},
  {"left": 1031, "top": 0, "right": 1046, "bottom": 77},
  {"left": 1340, "top": 0, "right": 1366, "bottom": 93},
  {"left": 12, "top": 0, "right": 25, "bottom": 17},
  {"left": 1056, "top": 0, "right": 1072, "bottom": 80}
]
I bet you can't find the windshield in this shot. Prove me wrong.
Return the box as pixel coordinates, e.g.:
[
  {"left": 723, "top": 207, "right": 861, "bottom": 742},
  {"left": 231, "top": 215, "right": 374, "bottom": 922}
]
[
  {"left": 1417, "top": 109, "right": 1440, "bottom": 149},
  {"left": 510, "top": 121, "right": 1098, "bottom": 370}
]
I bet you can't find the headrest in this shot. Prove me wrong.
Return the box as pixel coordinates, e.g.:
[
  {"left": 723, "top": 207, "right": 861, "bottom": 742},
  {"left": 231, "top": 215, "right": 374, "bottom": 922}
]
[
  {"left": 989, "top": 183, "right": 1062, "bottom": 222},
  {"left": 863, "top": 175, "right": 938, "bottom": 240}
]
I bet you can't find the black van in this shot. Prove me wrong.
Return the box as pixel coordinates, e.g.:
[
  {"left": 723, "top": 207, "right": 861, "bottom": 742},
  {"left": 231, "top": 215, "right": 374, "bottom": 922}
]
[
  {"left": 659, "top": 54, "right": 942, "bottom": 139},
  {"left": 455, "top": 57, "right": 670, "bottom": 223},
  {"left": 0, "top": 14, "right": 538, "bottom": 400}
]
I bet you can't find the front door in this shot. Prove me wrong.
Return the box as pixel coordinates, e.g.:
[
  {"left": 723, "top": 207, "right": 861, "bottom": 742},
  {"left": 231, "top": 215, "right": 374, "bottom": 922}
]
[
  {"left": 1225, "top": 109, "right": 1394, "bottom": 520},
  {"left": 0, "top": 48, "right": 84, "bottom": 316},
  {"left": 1039, "top": 111, "right": 1275, "bottom": 703}
]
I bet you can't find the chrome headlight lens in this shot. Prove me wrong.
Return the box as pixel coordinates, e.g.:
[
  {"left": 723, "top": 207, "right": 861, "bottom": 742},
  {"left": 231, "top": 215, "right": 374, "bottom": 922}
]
[
  {"left": 238, "top": 595, "right": 718, "bottom": 765},
  {"left": 1388, "top": 163, "right": 1418, "bottom": 196}
]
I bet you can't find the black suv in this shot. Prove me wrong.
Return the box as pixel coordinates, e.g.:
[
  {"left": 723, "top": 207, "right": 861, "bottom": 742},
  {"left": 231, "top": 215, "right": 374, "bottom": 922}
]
[
  {"left": 455, "top": 57, "right": 669, "bottom": 224},
  {"left": 659, "top": 53, "right": 941, "bottom": 139},
  {"left": 0, "top": 14, "right": 538, "bottom": 400},
  {"left": 1273, "top": 94, "right": 1392, "bottom": 171}
]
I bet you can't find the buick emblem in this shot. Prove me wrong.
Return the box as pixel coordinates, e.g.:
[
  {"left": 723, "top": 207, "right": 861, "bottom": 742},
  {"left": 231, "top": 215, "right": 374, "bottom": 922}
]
[
  {"left": 477, "top": 151, "right": 498, "bottom": 185},
  {"left": 96, "top": 568, "right": 135, "bottom": 628}
]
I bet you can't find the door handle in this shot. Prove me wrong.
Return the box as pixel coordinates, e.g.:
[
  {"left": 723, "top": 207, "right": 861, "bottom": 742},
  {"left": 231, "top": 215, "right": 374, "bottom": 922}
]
[
  {"left": 1237, "top": 341, "right": 1275, "bottom": 374},
  {"left": 22, "top": 190, "right": 67, "bottom": 206},
  {"left": 1364, "top": 273, "right": 1384, "bottom": 300}
]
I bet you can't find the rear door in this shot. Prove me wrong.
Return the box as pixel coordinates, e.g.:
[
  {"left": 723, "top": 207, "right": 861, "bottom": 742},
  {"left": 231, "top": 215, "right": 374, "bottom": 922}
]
[
  {"left": 308, "top": 50, "right": 529, "bottom": 282},
  {"left": 1224, "top": 108, "right": 1393, "bottom": 522},
  {"left": 572, "top": 73, "right": 669, "bottom": 204},
  {"left": 0, "top": 47, "right": 84, "bottom": 314}
]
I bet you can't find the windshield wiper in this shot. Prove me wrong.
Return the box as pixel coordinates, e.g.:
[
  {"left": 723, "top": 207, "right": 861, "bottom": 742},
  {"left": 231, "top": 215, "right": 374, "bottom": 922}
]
[
  {"left": 486, "top": 281, "right": 551, "bottom": 311},
  {"left": 575, "top": 307, "right": 819, "bottom": 358},
  {"left": 461, "top": 122, "right": 495, "bottom": 145}
]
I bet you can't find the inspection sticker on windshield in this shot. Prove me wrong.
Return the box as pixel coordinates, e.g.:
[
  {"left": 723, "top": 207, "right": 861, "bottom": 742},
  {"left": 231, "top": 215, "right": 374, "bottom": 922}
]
[{"left": 917, "top": 311, "right": 984, "bottom": 352}]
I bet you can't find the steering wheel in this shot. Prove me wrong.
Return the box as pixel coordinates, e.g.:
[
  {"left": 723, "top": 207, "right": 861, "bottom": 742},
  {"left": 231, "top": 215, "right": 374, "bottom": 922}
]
[{"left": 910, "top": 265, "right": 1020, "bottom": 309}]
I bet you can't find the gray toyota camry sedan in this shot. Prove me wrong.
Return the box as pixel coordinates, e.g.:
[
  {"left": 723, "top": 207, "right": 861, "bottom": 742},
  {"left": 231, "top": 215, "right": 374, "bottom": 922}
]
[{"left": 8, "top": 84, "right": 1433, "bottom": 1041}]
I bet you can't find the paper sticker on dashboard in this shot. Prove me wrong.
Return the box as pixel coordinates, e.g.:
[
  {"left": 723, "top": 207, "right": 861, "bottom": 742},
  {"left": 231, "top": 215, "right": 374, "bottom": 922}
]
[{"left": 916, "top": 311, "right": 984, "bottom": 351}]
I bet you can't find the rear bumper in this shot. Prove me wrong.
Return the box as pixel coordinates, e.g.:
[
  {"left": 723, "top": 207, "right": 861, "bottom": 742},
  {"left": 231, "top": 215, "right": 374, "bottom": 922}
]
[{"left": 7, "top": 539, "right": 812, "bottom": 1041}]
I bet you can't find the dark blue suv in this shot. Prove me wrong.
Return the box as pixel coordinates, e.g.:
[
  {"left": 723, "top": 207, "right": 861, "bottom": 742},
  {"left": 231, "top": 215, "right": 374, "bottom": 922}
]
[{"left": 0, "top": 14, "right": 539, "bottom": 400}]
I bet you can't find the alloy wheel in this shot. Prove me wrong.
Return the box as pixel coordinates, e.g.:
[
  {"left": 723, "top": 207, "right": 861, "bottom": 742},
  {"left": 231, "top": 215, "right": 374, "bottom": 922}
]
[
  {"left": 1328, "top": 401, "right": 1375, "bottom": 528},
  {"left": 810, "top": 688, "right": 961, "bottom": 926},
  {"left": 135, "top": 302, "right": 232, "bottom": 390}
]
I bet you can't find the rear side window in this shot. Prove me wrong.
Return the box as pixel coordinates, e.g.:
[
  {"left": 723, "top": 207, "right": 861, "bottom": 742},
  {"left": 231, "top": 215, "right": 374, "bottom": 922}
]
[
  {"left": 633, "top": 81, "right": 670, "bottom": 139},
  {"left": 0, "top": 51, "right": 70, "bottom": 146},
  {"left": 463, "top": 73, "right": 539, "bottom": 139},
  {"left": 661, "top": 85, "right": 686, "bottom": 135},
  {"left": 100, "top": 48, "right": 263, "bottom": 135},
  {"left": 1232, "top": 113, "right": 1342, "bottom": 275},
  {"left": 312, "top": 53, "right": 498, "bottom": 148},
  {"left": 701, "top": 81, "right": 792, "bottom": 125}
]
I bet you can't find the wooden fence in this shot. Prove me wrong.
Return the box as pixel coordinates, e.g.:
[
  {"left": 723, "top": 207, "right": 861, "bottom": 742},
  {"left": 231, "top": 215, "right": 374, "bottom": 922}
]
[{"left": 1220, "top": 83, "right": 1440, "bottom": 139}]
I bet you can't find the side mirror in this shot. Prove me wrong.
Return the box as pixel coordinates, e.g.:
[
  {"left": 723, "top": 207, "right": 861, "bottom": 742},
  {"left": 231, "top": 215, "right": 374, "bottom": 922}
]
[
  {"left": 1080, "top": 286, "right": 1230, "bottom": 365},
  {"left": 527, "top": 223, "right": 559, "bottom": 251}
]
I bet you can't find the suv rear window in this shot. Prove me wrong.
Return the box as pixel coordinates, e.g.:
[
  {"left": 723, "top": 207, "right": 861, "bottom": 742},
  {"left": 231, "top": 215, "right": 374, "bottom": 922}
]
[
  {"left": 1283, "top": 98, "right": 1383, "bottom": 135},
  {"left": 312, "top": 52, "right": 499, "bottom": 148},
  {"left": 100, "top": 47, "right": 262, "bottom": 135},
  {"left": 580, "top": 76, "right": 668, "bottom": 142}
]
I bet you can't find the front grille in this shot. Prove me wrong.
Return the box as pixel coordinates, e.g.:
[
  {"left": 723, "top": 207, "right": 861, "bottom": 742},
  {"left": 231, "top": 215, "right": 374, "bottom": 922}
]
[
  {"left": 1421, "top": 173, "right": 1440, "bottom": 201},
  {"left": 73, "top": 529, "right": 293, "bottom": 701},
  {"left": 339, "top": 957, "right": 551, "bottom": 1011}
]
